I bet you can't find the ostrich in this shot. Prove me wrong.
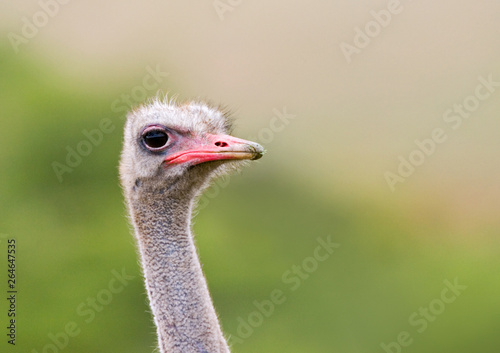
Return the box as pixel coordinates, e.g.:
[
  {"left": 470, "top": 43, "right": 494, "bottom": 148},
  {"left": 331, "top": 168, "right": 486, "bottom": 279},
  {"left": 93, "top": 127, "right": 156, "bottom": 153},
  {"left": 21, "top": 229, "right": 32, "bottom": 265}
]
[{"left": 119, "top": 98, "right": 264, "bottom": 353}]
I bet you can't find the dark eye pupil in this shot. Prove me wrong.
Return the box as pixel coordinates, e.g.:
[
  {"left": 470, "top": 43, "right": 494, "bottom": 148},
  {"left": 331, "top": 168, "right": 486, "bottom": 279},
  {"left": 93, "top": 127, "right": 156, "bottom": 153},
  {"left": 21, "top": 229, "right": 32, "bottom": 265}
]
[{"left": 143, "top": 130, "right": 168, "bottom": 149}]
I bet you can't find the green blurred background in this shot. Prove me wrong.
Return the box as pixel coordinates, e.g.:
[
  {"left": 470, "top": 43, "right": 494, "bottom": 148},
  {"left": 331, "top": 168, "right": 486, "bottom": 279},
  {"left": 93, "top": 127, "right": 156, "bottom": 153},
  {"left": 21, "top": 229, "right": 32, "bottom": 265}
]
[{"left": 1, "top": 1, "right": 499, "bottom": 352}]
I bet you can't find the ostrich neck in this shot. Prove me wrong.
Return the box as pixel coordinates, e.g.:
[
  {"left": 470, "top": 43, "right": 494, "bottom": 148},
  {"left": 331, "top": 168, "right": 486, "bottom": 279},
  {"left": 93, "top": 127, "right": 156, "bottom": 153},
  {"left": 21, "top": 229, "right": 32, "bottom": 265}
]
[{"left": 128, "top": 188, "right": 230, "bottom": 353}]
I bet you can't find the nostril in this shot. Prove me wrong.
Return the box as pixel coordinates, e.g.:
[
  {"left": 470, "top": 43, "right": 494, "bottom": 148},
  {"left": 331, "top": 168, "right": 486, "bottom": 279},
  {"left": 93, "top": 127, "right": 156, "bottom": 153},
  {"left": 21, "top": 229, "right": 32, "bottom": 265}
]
[{"left": 215, "top": 141, "right": 229, "bottom": 147}]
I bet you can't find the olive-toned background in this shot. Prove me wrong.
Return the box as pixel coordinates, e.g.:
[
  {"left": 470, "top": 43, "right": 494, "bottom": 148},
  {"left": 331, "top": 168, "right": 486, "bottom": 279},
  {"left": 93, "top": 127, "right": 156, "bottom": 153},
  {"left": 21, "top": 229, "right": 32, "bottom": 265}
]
[{"left": 1, "top": 1, "right": 499, "bottom": 352}]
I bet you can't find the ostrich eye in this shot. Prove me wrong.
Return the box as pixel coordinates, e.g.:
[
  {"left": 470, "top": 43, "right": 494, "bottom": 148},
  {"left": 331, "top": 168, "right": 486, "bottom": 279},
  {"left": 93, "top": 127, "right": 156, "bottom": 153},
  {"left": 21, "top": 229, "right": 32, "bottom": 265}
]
[{"left": 142, "top": 129, "right": 169, "bottom": 149}]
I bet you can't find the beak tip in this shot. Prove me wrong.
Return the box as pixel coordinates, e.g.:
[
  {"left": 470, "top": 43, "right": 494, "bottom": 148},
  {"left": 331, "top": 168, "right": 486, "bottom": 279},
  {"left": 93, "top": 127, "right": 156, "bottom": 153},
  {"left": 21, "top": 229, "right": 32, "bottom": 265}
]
[
  {"left": 252, "top": 152, "right": 264, "bottom": 160},
  {"left": 250, "top": 143, "right": 265, "bottom": 160}
]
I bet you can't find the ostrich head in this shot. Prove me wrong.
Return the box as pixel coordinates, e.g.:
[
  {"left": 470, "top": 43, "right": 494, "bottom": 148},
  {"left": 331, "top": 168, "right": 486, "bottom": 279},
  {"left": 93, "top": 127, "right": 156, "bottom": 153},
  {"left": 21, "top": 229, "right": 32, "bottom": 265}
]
[
  {"left": 119, "top": 98, "right": 264, "bottom": 199},
  {"left": 119, "top": 98, "right": 264, "bottom": 353}
]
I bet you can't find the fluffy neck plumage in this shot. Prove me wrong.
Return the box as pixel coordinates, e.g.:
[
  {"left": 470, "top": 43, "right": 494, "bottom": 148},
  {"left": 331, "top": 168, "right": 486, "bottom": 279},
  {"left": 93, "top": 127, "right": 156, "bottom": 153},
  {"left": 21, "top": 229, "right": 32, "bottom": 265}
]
[{"left": 126, "top": 182, "right": 230, "bottom": 353}]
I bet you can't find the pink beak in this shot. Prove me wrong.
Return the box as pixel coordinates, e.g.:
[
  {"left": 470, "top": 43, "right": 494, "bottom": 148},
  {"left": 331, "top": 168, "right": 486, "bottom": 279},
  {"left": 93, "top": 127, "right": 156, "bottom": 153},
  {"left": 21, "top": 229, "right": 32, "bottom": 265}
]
[{"left": 164, "top": 133, "right": 264, "bottom": 166}]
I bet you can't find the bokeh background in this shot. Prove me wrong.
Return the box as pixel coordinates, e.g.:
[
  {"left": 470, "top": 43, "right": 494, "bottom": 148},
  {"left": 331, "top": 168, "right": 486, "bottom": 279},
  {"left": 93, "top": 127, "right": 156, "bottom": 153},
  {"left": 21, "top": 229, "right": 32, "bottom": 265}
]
[{"left": 1, "top": 0, "right": 499, "bottom": 352}]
